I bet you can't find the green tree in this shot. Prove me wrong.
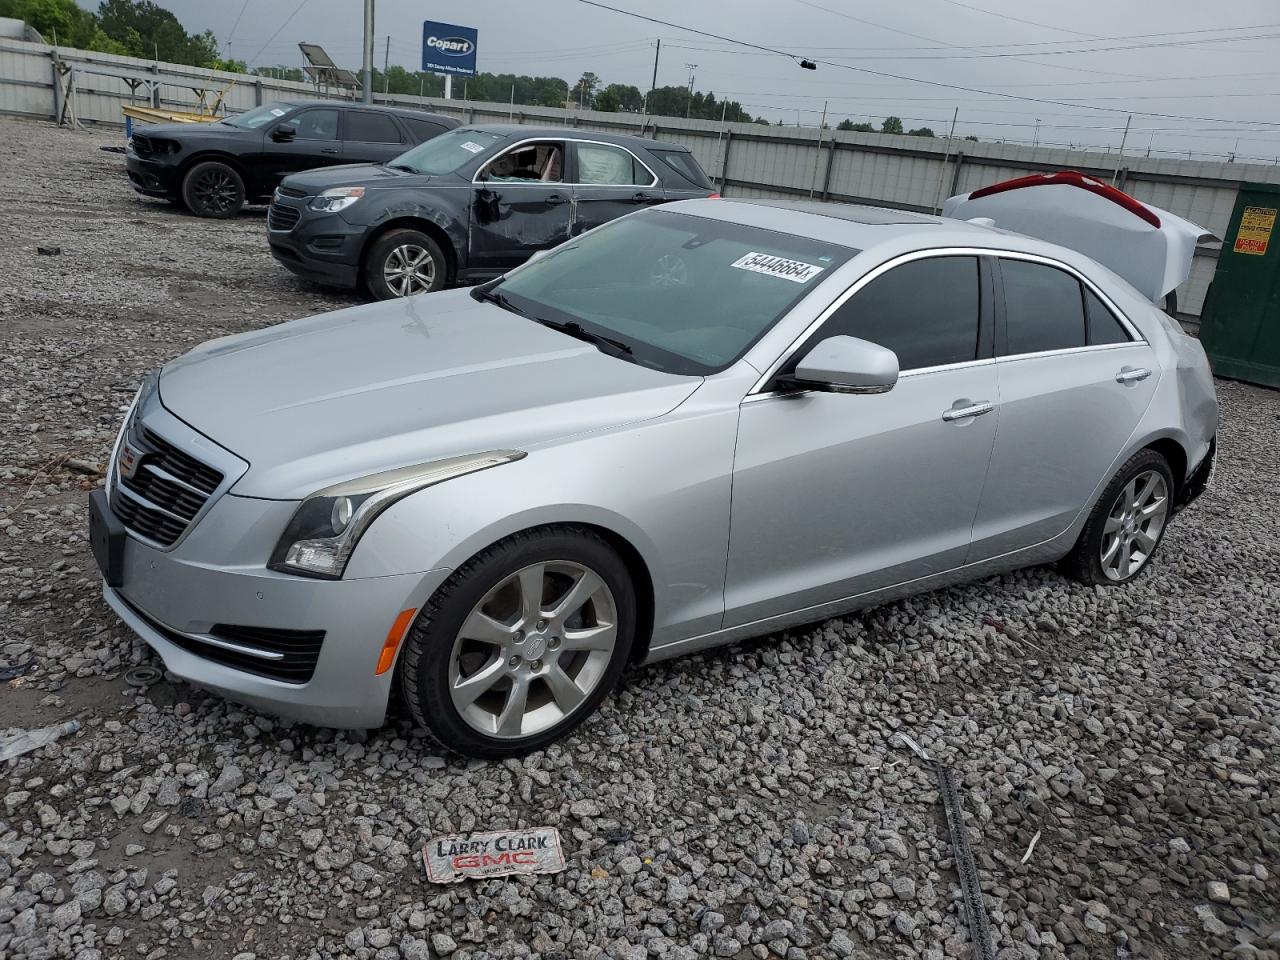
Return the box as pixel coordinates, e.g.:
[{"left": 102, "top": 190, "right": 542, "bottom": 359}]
[
  {"left": 253, "top": 65, "right": 306, "bottom": 82},
  {"left": 595, "top": 83, "right": 642, "bottom": 113},
  {"left": 0, "top": 0, "right": 100, "bottom": 47},
  {"left": 964, "top": 135, "right": 979, "bottom": 142},
  {"left": 95, "top": 0, "right": 219, "bottom": 65},
  {"left": 906, "top": 126, "right": 934, "bottom": 137},
  {"left": 837, "top": 119, "right": 875, "bottom": 132},
  {"left": 880, "top": 116, "right": 904, "bottom": 135},
  {"left": 574, "top": 71, "right": 600, "bottom": 108}
]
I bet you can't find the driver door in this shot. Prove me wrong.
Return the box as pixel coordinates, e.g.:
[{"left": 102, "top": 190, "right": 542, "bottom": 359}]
[
  {"left": 469, "top": 140, "right": 572, "bottom": 272},
  {"left": 262, "top": 107, "right": 343, "bottom": 190},
  {"left": 723, "top": 254, "right": 999, "bottom": 626}
]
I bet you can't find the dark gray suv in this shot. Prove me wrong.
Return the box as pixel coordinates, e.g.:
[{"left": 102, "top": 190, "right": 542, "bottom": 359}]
[{"left": 266, "top": 124, "right": 719, "bottom": 299}]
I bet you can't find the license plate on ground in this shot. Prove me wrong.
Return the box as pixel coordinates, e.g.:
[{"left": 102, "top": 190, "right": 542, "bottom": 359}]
[{"left": 88, "top": 488, "right": 125, "bottom": 588}]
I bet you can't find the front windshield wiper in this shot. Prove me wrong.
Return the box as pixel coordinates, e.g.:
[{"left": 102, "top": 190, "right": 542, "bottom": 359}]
[
  {"left": 470, "top": 286, "right": 526, "bottom": 315},
  {"left": 532, "top": 317, "right": 633, "bottom": 357},
  {"left": 383, "top": 162, "right": 417, "bottom": 173}
]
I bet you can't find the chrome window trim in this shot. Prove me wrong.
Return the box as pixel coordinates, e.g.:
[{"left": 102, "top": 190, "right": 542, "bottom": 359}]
[
  {"left": 749, "top": 245, "right": 1146, "bottom": 396},
  {"left": 471, "top": 136, "right": 660, "bottom": 189}
]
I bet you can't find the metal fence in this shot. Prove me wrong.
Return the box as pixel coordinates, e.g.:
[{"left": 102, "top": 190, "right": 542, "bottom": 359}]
[{"left": 5, "top": 35, "right": 1280, "bottom": 321}]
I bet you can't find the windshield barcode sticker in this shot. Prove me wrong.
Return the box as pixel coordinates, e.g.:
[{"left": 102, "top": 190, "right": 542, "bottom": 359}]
[
  {"left": 731, "top": 252, "right": 825, "bottom": 283},
  {"left": 460, "top": 141, "right": 486, "bottom": 154}
]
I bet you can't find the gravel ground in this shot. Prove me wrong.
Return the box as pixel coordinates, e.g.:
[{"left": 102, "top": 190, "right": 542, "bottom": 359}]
[{"left": 1, "top": 116, "right": 1278, "bottom": 960}]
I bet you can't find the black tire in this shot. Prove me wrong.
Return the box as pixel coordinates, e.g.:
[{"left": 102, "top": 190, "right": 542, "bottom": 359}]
[
  {"left": 364, "top": 228, "right": 448, "bottom": 300},
  {"left": 181, "top": 160, "right": 245, "bottom": 218},
  {"left": 1062, "top": 448, "right": 1175, "bottom": 586},
  {"left": 400, "top": 527, "right": 636, "bottom": 758}
]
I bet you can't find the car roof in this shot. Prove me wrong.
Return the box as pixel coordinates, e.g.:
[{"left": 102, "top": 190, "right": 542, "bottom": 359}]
[
  {"left": 277, "top": 100, "right": 456, "bottom": 123},
  {"left": 460, "top": 123, "right": 692, "bottom": 153}
]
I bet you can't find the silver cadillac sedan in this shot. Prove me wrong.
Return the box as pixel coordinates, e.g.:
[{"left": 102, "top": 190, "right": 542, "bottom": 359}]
[{"left": 91, "top": 191, "right": 1218, "bottom": 757}]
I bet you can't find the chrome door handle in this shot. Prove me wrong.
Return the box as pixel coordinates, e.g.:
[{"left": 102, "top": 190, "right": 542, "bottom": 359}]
[
  {"left": 1115, "top": 366, "right": 1151, "bottom": 384},
  {"left": 942, "top": 401, "right": 994, "bottom": 422}
]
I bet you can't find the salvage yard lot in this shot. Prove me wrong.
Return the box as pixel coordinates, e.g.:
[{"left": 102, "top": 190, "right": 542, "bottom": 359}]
[{"left": 1, "top": 116, "right": 1277, "bottom": 960}]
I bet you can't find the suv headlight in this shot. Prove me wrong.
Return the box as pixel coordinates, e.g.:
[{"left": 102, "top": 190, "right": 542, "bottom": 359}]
[
  {"left": 268, "top": 451, "right": 525, "bottom": 579},
  {"left": 308, "top": 186, "right": 366, "bottom": 213}
]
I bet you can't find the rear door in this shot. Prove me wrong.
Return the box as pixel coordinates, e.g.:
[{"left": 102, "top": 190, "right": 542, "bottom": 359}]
[
  {"left": 967, "top": 255, "right": 1159, "bottom": 560},
  {"left": 570, "top": 141, "right": 665, "bottom": 236},
  {"left": 341, "top": 109, "right": 408, "bottom": 165},
  {"left": 468, "top": 140, "right": 572, "bottom": 271}
]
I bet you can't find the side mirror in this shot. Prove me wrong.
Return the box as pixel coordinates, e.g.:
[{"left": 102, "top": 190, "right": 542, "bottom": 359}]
[
  {"left": 272, "top": 123, "right": 297, "bottom": 142},
  {"left": 783, "top": 335, "right": 899, "bottom": 394}
]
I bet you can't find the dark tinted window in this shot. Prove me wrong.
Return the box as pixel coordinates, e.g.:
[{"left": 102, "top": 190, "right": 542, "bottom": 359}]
[
  {"left": 651, "top": 149, "right": 713, "bottom": 190},
  {"left": 1001, "top": 259, "right": 1086, "bottom": 355},
  {"left": 345, "top": 110, "right": 402, "bottom": 144},
  {"left": 293, "top": 109, "right": 338, "bottom": 141},
  {"left": 404, "top": 117, "right": 448, "bottom": 143},
  {"left": 1084, "top": 287, "right": 1132, "bottom": 345},
  {"left": 818, "top": 257, "right": 980, "bottom": 371}
]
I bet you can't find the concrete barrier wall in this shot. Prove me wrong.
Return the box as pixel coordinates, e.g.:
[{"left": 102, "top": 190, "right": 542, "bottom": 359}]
[{"left": 5, "top": 35, "right": 1280, "bottom": 320}]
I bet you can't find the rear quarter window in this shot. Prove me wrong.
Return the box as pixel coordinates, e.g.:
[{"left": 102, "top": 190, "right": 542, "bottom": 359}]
[
  {"left": 1001, "top": 259, "right": 1086, "bottom": 355},
  {"left": 404, "top": 118, "right": 449, "bottom": 143},
  {"left": 651, "top": 149, "right": 713, "bottom": 190}
]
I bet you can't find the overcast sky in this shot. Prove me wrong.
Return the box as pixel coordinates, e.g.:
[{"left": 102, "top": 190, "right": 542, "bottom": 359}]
[{"left": 108, "top": 0, "right": 1280, "bottom": 162}]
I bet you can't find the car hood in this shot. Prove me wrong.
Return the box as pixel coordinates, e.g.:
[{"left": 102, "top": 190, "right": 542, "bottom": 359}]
[
  {"left": 158, "top": 289, "right": 700, "bottom": 499},
  {"left": 281, "top": 163, "right": 432, "bottom": 194},
  {"left": 141, "top": 121, "right": 248, "bottom": 141}
]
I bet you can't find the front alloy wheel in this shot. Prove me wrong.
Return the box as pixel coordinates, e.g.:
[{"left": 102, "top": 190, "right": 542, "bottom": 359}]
[
  {"left": 400, "top": 527, "right": 636, "bottom": 757},
  {"left": 365, "top": 228, "right": 447, "bottom": 300},
  {"left": 383, "top": 243, "right": 436, "bottom": 297},
  {"left": 450, "top": 560, "right": 617, "bottom": 739}
]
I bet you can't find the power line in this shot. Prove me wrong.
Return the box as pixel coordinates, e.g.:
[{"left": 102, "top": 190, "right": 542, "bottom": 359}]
[
  {"left": 928, "top": 0, "right": 1093, "bottom": 37},
  {"left": 573, "top": 0, "right": 1280, "bottom": 129},
  {"left": 223, "top": 0, "right": 251, "bottom": 54},
  {"left": 245, "top": 0, "right": 312, "bottom": 67}
]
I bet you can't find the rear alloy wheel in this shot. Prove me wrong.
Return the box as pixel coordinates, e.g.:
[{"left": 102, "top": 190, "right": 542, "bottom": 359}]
[
  {"left": 400, "top": 528, "right": 635, "bottom": 758},
  {"left": 181, "top": 160, "right": 245, "bottom": 218},
  {"left": 365, "top": 228, "right": 447, "bottom": 300},
  {"left": 1063, "top": 449, "right": 1174, "bottom": 585}
]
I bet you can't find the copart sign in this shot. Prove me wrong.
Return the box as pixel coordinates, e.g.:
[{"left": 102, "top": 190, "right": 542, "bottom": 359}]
[
  {"left": 422, "top": 827, "right": 565, "bottom": 883},
  {"left": 422, "top": 20, "right": 478, "bottom": 77}
]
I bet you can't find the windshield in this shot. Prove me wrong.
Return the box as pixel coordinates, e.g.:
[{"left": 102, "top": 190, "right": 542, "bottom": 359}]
[
  {"left": 390, "top": 128, "right": 506, "bottom": 175},
  {"left": 492, "top": 208, "right": 856, "bottom": 375},
  {"left": 222, "top": 102, "right": 293, "bottom": 129}
]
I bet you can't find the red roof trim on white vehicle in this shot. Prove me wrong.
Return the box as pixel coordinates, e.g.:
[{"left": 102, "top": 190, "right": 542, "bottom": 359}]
[{"left": 968, "top": 171, "right": 1162, "bottom": 229}]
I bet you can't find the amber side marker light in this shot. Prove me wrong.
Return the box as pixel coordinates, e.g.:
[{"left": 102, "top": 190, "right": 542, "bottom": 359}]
[{"left": 376, "top": 608, "right": 418, "bottom": 675}]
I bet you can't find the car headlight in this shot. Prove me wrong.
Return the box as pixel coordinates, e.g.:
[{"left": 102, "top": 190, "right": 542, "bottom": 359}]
[
  {"left": 268, "top": 450, "right": 526, "bottom": 579},
  {"left": 308, "top": 186, "right": 366, "bottom": 213}
]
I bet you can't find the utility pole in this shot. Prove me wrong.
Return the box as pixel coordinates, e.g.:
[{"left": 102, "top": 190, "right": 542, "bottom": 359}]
[
  {"left": 808, "top": 100, "right": 828, "bottom": 199},
  {"left": 1032, "top": 118, "right": 1041, "bottom": 149},
  {"left": 932, "top": 107, "right": 959, "bottom": 214},
  {"left": 383, "top": 36, "right": 390, "bottom": 95},
  {"left": 1111, "top": 114, "right": 1131, "bottom": 185},
  {"left": 644, "top": 39, "right": 660, "bottom": 115},
  {"left": 684, "top": 64, "right": 696, "bottom": 118},
  {"left": 362, "top": 0, "right": 374, "bottom": 104}
]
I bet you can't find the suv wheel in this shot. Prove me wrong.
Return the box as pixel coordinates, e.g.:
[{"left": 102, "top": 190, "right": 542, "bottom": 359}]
[
  {"left": 182, "top": 161, "right": 245, "bottom": 218},
  {"left": 365, "top": 228, "right": 447, "bottom": 299},
  {"left": 400, "top": 527, "right": 636, "bottom": 758},
  {"left": 1063, "top": 448, "right": 1174, "bottom": 585}
]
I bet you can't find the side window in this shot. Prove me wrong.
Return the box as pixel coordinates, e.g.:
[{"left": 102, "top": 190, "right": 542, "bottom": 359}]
[
  {"left": 576, "top": 143, "right": 651, "bottom": 186},
  {"left": 815, "top": 257, "right": 980, "bottom": 371},
  {"left": 1084, "top": 287, "right": 1132, "bottom": 345},
  {"left": 292, "top": 109, "right": 339, "bottom": 141},
  {"left": 1001, "top": 259, "right": 1086, "bottom": 355},
  {"left": 345, "top": 110, "right": 403, "bottom": 144},
  {"left": 480, "top": 142, "right": 563, "bottom": 183},
  {"left": 404, "top": 118, "right": 447, "bottom": 143}
]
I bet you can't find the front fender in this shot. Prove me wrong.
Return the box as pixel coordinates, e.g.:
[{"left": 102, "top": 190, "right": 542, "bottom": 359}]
[{"left": 343, "top": 403, "right": 740, "bottom": 645}]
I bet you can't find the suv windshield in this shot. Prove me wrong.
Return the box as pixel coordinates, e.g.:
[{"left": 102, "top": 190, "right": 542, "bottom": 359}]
[
  {"left": 491, "top": 208, "right": 856, "bottom": 375},
  {"left": 222, "top": 102, "right": 293, "bottom": 129},
  {"left": 390, "top": 128, "right": 506, "bottom": 175}
]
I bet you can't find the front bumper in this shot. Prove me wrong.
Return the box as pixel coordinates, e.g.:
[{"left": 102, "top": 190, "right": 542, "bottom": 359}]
[
  {"left": 100, "top": 491, "right": 450, "bottom": 728},
  {"left": 125, "top": 151, "right": 180, "bottom": 199},
  {"left": 267, "top": 197, "right": 364, "bottom": 289}
]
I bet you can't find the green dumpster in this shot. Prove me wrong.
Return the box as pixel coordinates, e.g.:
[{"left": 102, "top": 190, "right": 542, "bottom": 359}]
[{"left": 1199, "top": 182, "right": 1280, "bottom": 388}]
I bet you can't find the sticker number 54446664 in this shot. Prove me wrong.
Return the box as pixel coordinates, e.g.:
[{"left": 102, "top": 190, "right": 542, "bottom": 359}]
[{"left": 730, "top": 252, "right": 825, "bottom": 284}]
